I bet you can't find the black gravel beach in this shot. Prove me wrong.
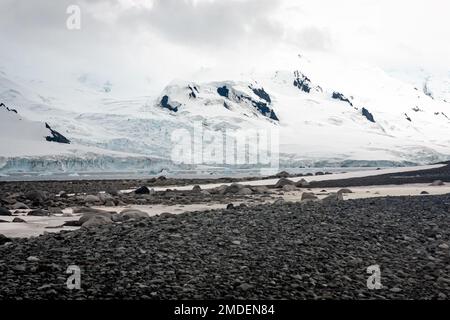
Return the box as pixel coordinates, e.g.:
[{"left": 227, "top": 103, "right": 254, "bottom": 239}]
[{"left": 0, "top": 194, "right": 449, "bottom": 300}]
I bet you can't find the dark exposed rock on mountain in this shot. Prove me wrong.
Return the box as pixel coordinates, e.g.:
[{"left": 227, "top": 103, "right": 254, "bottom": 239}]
[
  {"left": 362, "top": 107, "right": 375, "bottom": 123},
  {"left": 249, "top": 86, "right": 271, "bottom": 103},
  {"left": 217, "top": 85, "right": 279, "bottom": 121},
  {"left": 217, "top": 86, "right": 230, "bottom": 98},
  {"left": 45, "top": 123, "right": 70, "bottom": 144},
  {"left": 405, "top": 113, "right": 412, "bottom": 122},
  {"left": 293, "top": 71, "right": 313, "bottom": 93},
  {"left": 188, "top": 85, "right": 199, "bottom": 99},
  {"left": 0, "top": 102, "right": 17, "bottom": 113},
  {"left": 332, "top": 92, "right": 353, "bottom": 107},
  {"left": 160, "top": 95, "right": 179, "bottom": 112}
]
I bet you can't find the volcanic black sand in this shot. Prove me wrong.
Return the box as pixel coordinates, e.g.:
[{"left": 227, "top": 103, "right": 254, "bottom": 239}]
[{"left": 0, "top": 195, "right": 449, "bottom": 300}]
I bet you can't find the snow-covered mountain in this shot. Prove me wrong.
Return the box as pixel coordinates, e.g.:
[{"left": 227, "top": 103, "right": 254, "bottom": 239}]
[{"left": 0, "top": 54, "right": 449, "bottom": 174}]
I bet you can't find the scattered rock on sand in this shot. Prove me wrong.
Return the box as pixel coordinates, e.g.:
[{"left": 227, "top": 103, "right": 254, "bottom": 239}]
[
  {"left": 0, "top": 207, "right": 11, "bottom": 216},
  {"left": 12, "top": 217, "right": 26, "bottom": 223},
  {"left": 275, "top": 178, "right": 295, "bottom": 188},
  {"left": 301, "top": 192, "right": 318, "bottom": 201},
  {"left": 430, "top": 180, "right": 445, "bottom": 186}
]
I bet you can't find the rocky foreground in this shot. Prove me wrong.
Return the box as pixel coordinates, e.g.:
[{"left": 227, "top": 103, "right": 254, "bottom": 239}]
[{"left": 0, "top": 194, "right": 449, "bottom": 300}]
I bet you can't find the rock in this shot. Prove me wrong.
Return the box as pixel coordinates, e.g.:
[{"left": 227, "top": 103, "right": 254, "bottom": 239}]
[
  {"left": 295, "top": 179, "right": 309, "bottom": 188},
  {"left": 275, "top": 178, "right": 295, "bottom": 188},
  {"left": 282, "top": 185, "right": 296, "bottom": 192},
  {"left": 59, "top": 191, "right": 68, "bottom": 198},
  {"left": 12, "top": 217, "right": 26, "bottom": 223},
  {"left": 275, "top": 171, "right": 290, "bottom": 178},
  {"left": 238, "top": 188, "right": 253, "bottom": 195},
  {"left": 0, "top": 234, "right": 11, "bottom": 245},
  {"left": 98, "top": 193, "right": 114, "bottom": 203},
  {"left": 438, "top": 243, "right": 449, "bottom": 250},
  {"left": 106, "top": 188, "right": 119, "bottom": 196},
  {"left": 420, "top": 191, "right": 430, "bottom": 195},
  {"left": 12, "top": 202, "right": 29, "bottom": 210},
  {"left": 0, "top": 219, "right": 8, "bottom": 223},
  {"left": 224, "top": 183, "right": 244, "bottom": 194},
  {"left": 253, "top": 186, "right": 270, "bottom": 194},
  {"left": 25, "top": 190, "right": 47, "bottom": 203},
  {"left": 430, "top": 180, "right": 445, "bottom": 186},
  {"left": 48, "top": 207, "right": 63, "bottom": 214},
  {"left": 337, "top": 188, "right": 353, "bottom": 195},
  {"left": 84, "top": 195, "right": 101, "bottom": 203},
  {"left": 27, "top": 256, "right": 40, "bottom": 262},
  {"left": 28, "top": 209, "right": 50, "bottom": 216},
  {"left": 81, "top": 215, "right": 113, "bottom": 228},
  {"left": 63, "top": 220, "right": 82, "bottom": 227},
  {"left": 192, "top": 185, "right": 202, "bottom": 193},
  {"left": 322, "top": 192, "right": 343, "bottom": 204},
  {"left": 232, "top": 240, "right": 241, "bottom": 245},
  {"left": 119, "top": 209, "right": 149, "bottom": 221},
  {"left": 72, "top": 207, "right": 113, "bottom": 214},
  {"left": 79, "top": 211, "right": 114, "bottom": 224},
  {"left": 0, "top": 206, "right": 11, "bottom": 216},
  {"left": 134, "top": 186, "right": 151, "bottom": 195},
  {"left": 226, "top": 204, "right": 235, "bottom": 210},
  {"left": 301, "top": 192, "right": 318, "bottom": 201},
  {"left": 200, "top": 190, "right": 210, "bottom": 196},
  {"left": 238, "top": 283, "right": 253, "bottom": 291},
  {"left": 390, "top": 287, "right": 402, "bottom": 293},
  {"left": 315, "top": 171, "right": 325, "bottom": 176},
  {"left": 273, "top": 198, "right": 285, "bottom": 205}
]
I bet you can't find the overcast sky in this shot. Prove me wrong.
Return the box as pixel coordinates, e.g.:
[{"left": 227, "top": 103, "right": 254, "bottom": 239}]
[{"left": 1, "top": 0, "right": 449, "bottom": 95}]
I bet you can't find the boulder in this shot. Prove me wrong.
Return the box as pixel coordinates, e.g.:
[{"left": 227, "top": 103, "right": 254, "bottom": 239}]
[
  {"left": 134, "top": 186, "right": 151, "bottom": 195},
  {"left": 84, "top": 195, "right": 101, "bottom": 203},
  {"left": 275, "top": 171, "right": 290, "bottom": 178},
  {"left": 81, "top": 215, "right": 113, "bottom": 228},
  {"left": 79, "top": 211, "right": 114, "bottom": 224},
  {"left": 12, "top": 217, "right": 26, "bottom": 223},
  {"left": 282, "top": 185, "right": 296, "bottom": 192},
  {"left": 301, "top": 192, "right": 318, "bottom": 201},
  {"left": 0, "top": 207, "right": 11, "bottom": 216},
  {"left": 118, "top": 209, "right": 149, "bottom": 221},
  {"left": 25, "top": 190, "right": 47, "bottom": 203},
  {"left": 238, "top": 188, "right": 253, "bottom": 195},
  {"left": 322, "top": 192, "right": 344, "bottom": 204},
  {"left": 0, "top": 234, "right": 12, "bottom": 245},
  {"left": 224, "top": 183, "right": 244, "bottom": 194},
  {"left": 12, "top": 202, "right": 29, "bottom": 210},
  {"left": 430, "top": 180, "right": 445, "bottom": 186},
  {"left": 275, "top": 178, "right": 295, "bottom": 188},
  {"left": 337, "top": 188, "right": 353, "bottom": 195},
  {"left": 98, "top": 193, "right": 114, "bottom": 203},
  {"left": 420, "top": 191, "right": 430, "bottom": 195},
  {"left": 192, "top": 185, "right": 202, "bottom": 193},
  {"left": 48, "top": 207, "right": 63, "bottom": 214},
  {"left": 253, "top": 186, "right": 270, "bottom": 194},
  {"left": 226, "top": 203, "right": 235, "bottom": 210},
  {"left": 28, "top": 209, "right": 50, "bottom": 216},
  {"left": 295, "top": 179, "right": 309, "bottom": 188}
]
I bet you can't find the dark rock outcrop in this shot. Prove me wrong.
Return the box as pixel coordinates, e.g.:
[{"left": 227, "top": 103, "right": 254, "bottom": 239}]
[
  {"left": 45, "top": 123, "right": 70, "bottom": 144},
  {"left": 362, "top": 107, "right": 375, "bottom": 123},
  {"left": 249, "top": 86, "right": 271, "bottom": 103},
  {"left": 332, "top": 92, "right": 353, "bottom": 107},
  {"left": 160, "top": 95, "right": 179, "bottom": 112}
]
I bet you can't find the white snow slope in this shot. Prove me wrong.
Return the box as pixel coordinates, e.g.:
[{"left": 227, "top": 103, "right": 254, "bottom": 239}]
[{"left": 0, "top": 54, "right": 449, "bottom": 173}]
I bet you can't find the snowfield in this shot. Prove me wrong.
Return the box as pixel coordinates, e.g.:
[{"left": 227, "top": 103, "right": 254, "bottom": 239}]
[{"left": 0, "top": 54, "right": 449, "bottom": 174}]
